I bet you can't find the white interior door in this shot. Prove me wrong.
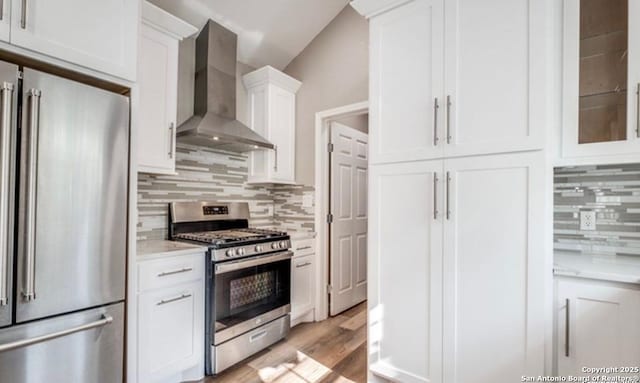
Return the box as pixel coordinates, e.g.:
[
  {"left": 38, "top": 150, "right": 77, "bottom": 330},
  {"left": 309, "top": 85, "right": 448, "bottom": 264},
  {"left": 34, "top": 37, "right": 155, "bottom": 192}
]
[{"left": 329, "top": 122, "right": 368, "bottom": 316}]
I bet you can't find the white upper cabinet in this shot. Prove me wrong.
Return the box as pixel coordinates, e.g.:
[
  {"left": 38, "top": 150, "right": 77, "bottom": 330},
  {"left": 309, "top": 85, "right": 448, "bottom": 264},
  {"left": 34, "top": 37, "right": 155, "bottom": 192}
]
[
  {"left": 9, "top": 0, "right": 139, "bottom": 81},
  {"left": 562, "top": 0, "right": 640, "bottom": 158},
  {"left": 137, "top": 1, "right": 197, "bottom": 175},
  {"left": 557, "top": 279, "right": 640, "bottom": 376},
  {"left": 443, "top": 0, "right": 546, "bottom": 157},
  {"left": 364, "top": 0, "right": 547, "bottom": 164},
  {"left": 243, "top": 66, "right": 301, "bottom": 184},
  {"left": 370, "top": 0, "right": 444, "bottom": 164}
]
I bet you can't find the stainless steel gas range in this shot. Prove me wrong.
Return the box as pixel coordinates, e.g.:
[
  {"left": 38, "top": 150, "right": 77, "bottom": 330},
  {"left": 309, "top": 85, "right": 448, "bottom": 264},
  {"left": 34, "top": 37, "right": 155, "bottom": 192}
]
[{"left": 169, "top": 201, "right": 292, "bottom": 375}]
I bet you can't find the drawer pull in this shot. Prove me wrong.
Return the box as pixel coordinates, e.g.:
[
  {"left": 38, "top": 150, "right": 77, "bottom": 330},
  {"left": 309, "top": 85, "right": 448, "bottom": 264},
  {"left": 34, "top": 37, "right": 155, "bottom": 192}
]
[
  {"left": 157, "top": 293, "right": 192, "bottom": 306},
  {"left": 249, "top": 329, "right": 268, "bottom": 343},
  {"left": 296, "top": 262, "right": 312, "bottom": 268},
  {"left": 157, "top": 267, "right": 192, "bottom": 277},
  {"left": 296, "top": 246, "right": 312, "bottom": 251}
]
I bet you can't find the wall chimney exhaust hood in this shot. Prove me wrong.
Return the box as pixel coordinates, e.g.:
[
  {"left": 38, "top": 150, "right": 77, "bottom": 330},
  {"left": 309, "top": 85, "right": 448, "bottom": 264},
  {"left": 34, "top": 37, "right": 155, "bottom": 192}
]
[{"left": 177, "top": 20, "right": 274, "bottom": 152}]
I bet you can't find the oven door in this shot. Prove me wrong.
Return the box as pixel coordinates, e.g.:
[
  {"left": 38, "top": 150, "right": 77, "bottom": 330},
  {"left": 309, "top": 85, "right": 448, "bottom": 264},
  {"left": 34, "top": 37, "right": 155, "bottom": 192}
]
[{"left": 213, "top": 251, "right": 292, "bottom": 345}]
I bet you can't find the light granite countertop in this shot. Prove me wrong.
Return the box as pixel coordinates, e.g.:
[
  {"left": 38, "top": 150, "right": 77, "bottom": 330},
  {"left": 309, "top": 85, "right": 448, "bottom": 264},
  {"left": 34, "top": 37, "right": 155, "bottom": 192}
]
[
  {"left": 137, "top": 240, "right": 207, "bottom": 260},
  {"left": 554, "top": 251, "right": 640, "bottom": 284},
  {"left": 287, "top": 231, "right": 316, "bottom": 241}
]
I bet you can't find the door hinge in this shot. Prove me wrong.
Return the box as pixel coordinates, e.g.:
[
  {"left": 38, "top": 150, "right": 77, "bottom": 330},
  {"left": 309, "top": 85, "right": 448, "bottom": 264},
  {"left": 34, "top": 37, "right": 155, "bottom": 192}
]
[
  {"left": 327, "top": 284, "right": 333, "bottom": 294},
  {"left": 327, "top": 213, "right": 333, "bottom": 224},
  {"left": 17, "top": 70, "right": 23, "bottom": 80},
  {"left": 327, "top": 143, "right": 334, "bottom": 153}
]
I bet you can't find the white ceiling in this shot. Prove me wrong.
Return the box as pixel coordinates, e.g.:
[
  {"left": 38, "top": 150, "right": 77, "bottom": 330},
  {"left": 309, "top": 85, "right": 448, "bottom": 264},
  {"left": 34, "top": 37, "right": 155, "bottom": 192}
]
[{"left": 149, "top": 0, "right": 350, "bottom": 70}]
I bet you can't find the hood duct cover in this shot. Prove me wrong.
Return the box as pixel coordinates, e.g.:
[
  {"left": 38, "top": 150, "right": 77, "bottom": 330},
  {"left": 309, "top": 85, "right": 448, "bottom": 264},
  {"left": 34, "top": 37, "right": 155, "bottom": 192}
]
[{"left": 176, "top": 20, "right": 274, "bottom": 152}]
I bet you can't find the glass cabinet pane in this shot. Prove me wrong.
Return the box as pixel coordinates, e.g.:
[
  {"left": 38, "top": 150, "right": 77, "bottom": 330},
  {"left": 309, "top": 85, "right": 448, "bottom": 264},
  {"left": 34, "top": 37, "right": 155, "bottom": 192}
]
[{"left": 579, "top": 0, "right": 628, "bottom": 144}]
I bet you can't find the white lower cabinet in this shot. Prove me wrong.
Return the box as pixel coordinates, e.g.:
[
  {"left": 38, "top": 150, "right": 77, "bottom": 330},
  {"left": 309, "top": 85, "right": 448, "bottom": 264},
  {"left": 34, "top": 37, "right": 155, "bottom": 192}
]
[
  {"left": 291, "top": 253, "right": 315, "bottom": 325},
  {"left": 556, "top": 278, "right": 640, "bottom": 376},
  {"left": 369, "top": 152, "right": 545, "bottom": 383},
  {"left": 137, "top": 252, "right": 205, "bottom": 383}
]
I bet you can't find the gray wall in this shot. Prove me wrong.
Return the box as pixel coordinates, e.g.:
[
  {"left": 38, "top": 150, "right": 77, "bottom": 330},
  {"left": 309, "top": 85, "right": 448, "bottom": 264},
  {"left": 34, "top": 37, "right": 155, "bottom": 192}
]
[
  {"left": 284, "top": 5, "right": 369, "bottom": 186},
  {"left": 334, "top": 113, "right": 369, "bottom": 133}
]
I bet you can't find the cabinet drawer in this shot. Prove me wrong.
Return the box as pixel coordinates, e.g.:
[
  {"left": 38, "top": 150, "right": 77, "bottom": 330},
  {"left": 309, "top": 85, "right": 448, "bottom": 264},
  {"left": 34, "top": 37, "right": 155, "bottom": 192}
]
[
  {"left": 138, "top": 253, "right": 204, "bottom": 292},
  {"left": 292, "top": 238, "right": 315, "bottom": 258}
]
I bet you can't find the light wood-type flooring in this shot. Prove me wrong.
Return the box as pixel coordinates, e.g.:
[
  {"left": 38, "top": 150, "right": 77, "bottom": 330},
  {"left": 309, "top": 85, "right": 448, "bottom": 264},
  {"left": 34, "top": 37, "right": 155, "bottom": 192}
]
[{"left": 191, "top": 302, "right": 367, "bottom": 383}]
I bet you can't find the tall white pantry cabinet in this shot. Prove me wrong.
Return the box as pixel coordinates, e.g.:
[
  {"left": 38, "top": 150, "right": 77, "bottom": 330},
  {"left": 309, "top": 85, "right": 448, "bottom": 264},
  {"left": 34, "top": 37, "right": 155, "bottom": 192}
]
[{"left": 351, "top": 0, "right": 550, "bottom": 382}]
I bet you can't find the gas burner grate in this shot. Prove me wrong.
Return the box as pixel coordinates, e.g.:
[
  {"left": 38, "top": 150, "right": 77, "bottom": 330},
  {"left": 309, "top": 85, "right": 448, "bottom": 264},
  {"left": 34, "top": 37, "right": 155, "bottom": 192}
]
[{"left": 174, "top": 228, "right": 287, "bottom": 245}]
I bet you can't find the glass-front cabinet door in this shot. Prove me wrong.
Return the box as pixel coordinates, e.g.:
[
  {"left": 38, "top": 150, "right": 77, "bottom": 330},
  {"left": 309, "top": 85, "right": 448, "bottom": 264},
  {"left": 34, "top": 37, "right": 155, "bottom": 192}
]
[{"left": 563, "top": 0, "right": 640, "bottom": 157}]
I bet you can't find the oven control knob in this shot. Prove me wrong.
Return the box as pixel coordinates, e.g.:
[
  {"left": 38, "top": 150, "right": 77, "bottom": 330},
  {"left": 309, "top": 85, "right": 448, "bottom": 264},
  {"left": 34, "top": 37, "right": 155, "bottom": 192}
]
[
  {"left": 225, "top": 249, "right": 234, "bottom": 257},
  {"left": 255, "top": 245, "right": 263, "bottom": 252},
  {"left": 271, "top": 242, "right": 278, "bottom": 249},
  {"left": 235, "top": 248, "right": 242, "bottom": 256},
  {"left": 279, "top": 241, "right": 287, "bottom": 249}
]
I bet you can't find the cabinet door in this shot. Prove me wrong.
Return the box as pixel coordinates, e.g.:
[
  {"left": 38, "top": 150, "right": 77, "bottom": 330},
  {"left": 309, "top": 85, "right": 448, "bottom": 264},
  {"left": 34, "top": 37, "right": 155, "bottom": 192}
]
[
  {"left": 137, "top": 24, "right": 178, "bottom": 175},
  {"left": 10, "top": 0, "right": 138, "bottom": 80},
  {"left": 269, "top": 85, "right": 296, "bottom": 183},
  {"left": 369, "top": 160, "right": 443, "bottom": 383},
  {"left": 443, "top": 0, "right": 546, "bottom": 157},
  {"left": 562, "top": 0, "right": 640, "bottom": 157},
  {"left": 291, "top": 254, "right": 314, "bottom": 320},
  {"left": 557, "top": 279, "right": 640, "bottom": 376},
  {"left": 370, "top": 0, "right": 444, "bottom": 164},
  {"left": 138, "top": 281, "right": 203, "bottom": 383},
  {"left": 0, "top": 0, "right": 9, "bottom": 43},
  {"left": 443, "top": 152, "right": 545, "bottom": 383}
]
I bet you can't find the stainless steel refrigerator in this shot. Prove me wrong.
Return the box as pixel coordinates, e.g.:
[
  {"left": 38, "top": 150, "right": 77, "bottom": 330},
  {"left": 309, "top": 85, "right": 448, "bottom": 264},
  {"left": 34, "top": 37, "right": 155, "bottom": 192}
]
[{"left": 0, "top": 60, "right": 129, "bottom": 382}]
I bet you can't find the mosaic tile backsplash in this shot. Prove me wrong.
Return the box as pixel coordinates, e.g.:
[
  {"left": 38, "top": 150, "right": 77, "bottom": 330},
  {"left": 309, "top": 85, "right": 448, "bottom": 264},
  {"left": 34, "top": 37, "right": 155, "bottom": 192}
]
[
  {"left": 554, "top": 163, "right": 640, "bottom": 255},
  {"left": 137, "top": 143, "right": 315, "bottom": 241}
]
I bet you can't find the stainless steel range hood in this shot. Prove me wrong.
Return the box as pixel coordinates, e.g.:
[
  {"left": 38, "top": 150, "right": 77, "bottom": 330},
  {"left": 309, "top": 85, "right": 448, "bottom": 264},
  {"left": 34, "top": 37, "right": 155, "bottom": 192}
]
[{"left": 177, "top": 20, "right": 274, "bottom": 152}]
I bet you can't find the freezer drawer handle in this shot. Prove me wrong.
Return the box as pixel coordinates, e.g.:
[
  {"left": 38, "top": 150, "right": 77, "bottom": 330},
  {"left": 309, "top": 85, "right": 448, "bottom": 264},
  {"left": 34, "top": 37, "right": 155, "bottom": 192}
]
[
  {"left": 157, "top": 267, "right": 192, "bottom": 277},
  {"left": 0, "top": 82, "right": 13, "bottom": 306},
  {"left": 157, "top": 293, "right": 192, "bottom": 306},
  {"left": 0, "top": 314, "right": 113, "bottom": 353},
  {"left": 22, "top": 89, "right": 41, "bottom": 302}
]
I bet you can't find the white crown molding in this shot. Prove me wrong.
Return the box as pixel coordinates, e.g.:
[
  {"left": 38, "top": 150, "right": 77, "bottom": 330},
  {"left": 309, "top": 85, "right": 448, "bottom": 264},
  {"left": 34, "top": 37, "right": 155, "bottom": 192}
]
[
  {"left": 242, "top": 65, "right": 302, "bottom": 93},
  {"left": 350, "top": 0, "right": 415, "bottom": 18},
  {"left": 142, "top": 1, "right": 198, "bottom": 41}
]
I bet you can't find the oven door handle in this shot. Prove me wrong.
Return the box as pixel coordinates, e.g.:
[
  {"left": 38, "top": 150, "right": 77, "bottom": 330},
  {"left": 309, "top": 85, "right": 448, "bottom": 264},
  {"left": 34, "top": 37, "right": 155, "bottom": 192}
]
[{"left": 215, "top": 251, "right": 293, "bottom": 274}]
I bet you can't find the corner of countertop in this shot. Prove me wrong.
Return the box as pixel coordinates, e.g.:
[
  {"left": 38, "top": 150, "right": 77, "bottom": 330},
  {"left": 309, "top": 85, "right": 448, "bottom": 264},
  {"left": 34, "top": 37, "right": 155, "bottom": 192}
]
[{"left": 136, "top": 239, "right": 207, "bottom": 260}]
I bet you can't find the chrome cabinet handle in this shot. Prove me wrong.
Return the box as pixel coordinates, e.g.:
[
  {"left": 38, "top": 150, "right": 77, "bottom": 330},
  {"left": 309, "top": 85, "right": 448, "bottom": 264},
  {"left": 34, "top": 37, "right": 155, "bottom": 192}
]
[
  {"left": 157, "top": 267, "right": 192, "bottom": 277},
  {"left": 0, "top": 0, "right": 4, "bottom": 21},
  {"left": 20, "top": 0, "right": 26, "bottom": 29},
  {"left": 446, "top": 95, "right": 452, "bottom": 144},
  {"left": 23, "top": 89, "right": 41, "bottom": 302},
  {"left": 446, "top": 171, "right": 451, "bottom": 220},
  {"left": 433, "top": 97, "right": 439, "bottom": 146},
  {"left": 636, "top": 83, "right": 640, "bottom": 137},
  {"left": 157, "top": 293, "right": 191, "bottom": 306},
  {"left": 565, "top": 298, "right": 570, "bottom": 357},
  {"left": 295, "top": 246, "right": 312, "bottom": 251},
  {"left": 273, "top": 145, "right": 278, "bottom": 172},
  {"left": 0, "top": 82, "right": 13, "bottom": 306},
  {"left": 0, "top": 314, "right": 113, "bottom": 353},
  {"left": 433, "top": 173, "right": 439, "bottom": 220},
  {"left": 168, "top": 123, "right": 174, "bottom": 159},
  {"left": 296, "top": 262, "right": 312, "bottom": 268}
]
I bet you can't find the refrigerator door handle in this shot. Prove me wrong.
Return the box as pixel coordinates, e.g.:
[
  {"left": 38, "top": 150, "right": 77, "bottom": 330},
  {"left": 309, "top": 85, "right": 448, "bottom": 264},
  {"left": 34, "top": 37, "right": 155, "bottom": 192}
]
[
  {"left": 0, "top": 314, "right": 113, "bottom": 353},
  {"left": 0, "top": 82, "right": 13, "bottom": 306},
  {"left": 22, "top": 88, "right": 41, "bottom": 302}
]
